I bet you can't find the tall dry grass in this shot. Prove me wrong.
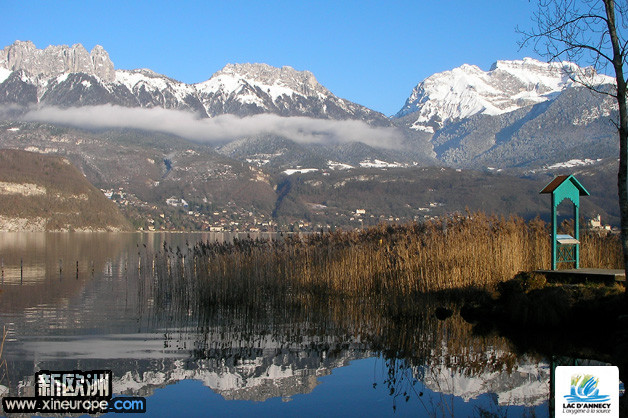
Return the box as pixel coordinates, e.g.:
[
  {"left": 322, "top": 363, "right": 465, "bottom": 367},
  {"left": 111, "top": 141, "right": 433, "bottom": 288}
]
[
  {"left": 0, "top": 326, "right": 7, "bottom": 391},
  {"left": 147, "top": 212, "right": 622, "bottom": 304}
]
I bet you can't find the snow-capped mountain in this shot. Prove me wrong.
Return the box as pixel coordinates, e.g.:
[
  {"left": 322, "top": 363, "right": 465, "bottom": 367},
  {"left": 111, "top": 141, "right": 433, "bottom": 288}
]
[
  {"left": 430, "top": 84, "right": 618, "bottom": 168},
  {"left": 196, "top": 63, "right": 331, "bottom": 116},
  {"left": 0, "top": 40, "right": 621, "bottom": 171},
  {"left": 395, "top": 58, "right": 614, "bottom": 133},
  {"left": 0, "top": 41, "right": 391, "bottom": 125},
  {"left": 0, "top": 41, "right": 432, "bottom": 168},
  {"left": 195, "top": 62, "right": 390, "bottom": 123},
  {"left": 116, "top": 68, "right": 208, "bottom": 115}
]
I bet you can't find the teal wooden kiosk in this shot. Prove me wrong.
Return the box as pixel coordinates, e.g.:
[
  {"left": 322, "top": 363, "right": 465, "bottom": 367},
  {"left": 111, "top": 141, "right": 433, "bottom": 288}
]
[{"left": 540, "top": 175, "right": 590, "bottom": 270}]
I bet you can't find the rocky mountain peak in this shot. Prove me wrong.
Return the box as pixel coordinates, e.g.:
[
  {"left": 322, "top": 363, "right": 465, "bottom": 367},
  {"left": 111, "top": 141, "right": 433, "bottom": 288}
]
[
  {"left": 395, "top": 57, "right": 614, "bottom": 133},
  {"left": 0, "top": 40, "right": 115, "bottom": 82},
  {"left": 0, "top": 41, "right": 386, "bottom": 123},
  {"left": 207, "top": 62, "right": 330, "bottom": 97},
  {"left": 90, "top": 44, "right": 115, "bottom": 81}
]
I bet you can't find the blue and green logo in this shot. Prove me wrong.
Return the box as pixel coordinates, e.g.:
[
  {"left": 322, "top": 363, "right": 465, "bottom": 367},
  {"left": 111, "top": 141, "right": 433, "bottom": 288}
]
[{"left": 564, "top": 374, "right": 611, "bottom": 403}]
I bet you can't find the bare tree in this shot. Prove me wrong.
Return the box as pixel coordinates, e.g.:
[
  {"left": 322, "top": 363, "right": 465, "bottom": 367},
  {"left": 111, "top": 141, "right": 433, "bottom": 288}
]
[{"left": 520, "top": 0, "right": 628, "bottom": 299}]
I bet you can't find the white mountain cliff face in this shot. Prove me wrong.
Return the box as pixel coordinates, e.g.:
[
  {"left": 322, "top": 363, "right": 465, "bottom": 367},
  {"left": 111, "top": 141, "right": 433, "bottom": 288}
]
[
  {"left": 0, "top": 41, "right": 390, "bottom": 124},
  {"left": 396, "top": 58, "right": 614, "bottom": 133},
  {"left": 0, "top": 40, "right": 115, "bottom": 83}
]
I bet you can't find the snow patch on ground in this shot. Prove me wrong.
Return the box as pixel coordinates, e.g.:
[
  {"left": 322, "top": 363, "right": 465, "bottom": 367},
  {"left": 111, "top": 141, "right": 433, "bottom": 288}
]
[
  {"left": 55, "top": 73, "right": 69, "bottom": 84},
  {"left": 328, "top": 161, "right": 354, "bottom": 170},
  {"left": 545, "top": 158, "right": 602, "bottom": 169},
  {"left": 246, "top": 158, "right": 270, "bottom": 166},
  {"left": 359, "top": 159, "right": 404, "bottom": 168},
  {"left": 283, "top": 168, "right": 319, "bottom": 175}
]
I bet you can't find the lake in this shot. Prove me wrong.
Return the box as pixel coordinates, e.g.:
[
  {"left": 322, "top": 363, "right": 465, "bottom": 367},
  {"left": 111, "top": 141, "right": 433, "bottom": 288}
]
[{"left": 0, "top": 232, "right": 580, "bottom": 416}]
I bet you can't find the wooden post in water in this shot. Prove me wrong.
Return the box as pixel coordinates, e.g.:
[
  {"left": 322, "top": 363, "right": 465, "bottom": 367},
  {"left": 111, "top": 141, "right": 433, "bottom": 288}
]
[
  {"left": 20, "top": 258, "right": 23, "bottom": 283},
  {"left": 76, "top": 260, "right": 79, "bottom": 280}
]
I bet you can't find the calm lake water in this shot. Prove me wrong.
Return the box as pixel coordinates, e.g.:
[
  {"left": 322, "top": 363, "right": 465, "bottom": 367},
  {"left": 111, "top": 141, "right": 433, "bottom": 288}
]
[{"left": 0, "top": 232, "right": 560, "bottom": 416}]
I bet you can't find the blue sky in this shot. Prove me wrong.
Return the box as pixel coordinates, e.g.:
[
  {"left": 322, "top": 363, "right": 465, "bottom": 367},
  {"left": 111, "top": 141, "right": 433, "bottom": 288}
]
[{"left": 2, "top": 0, "right": 539, "bottom": 116}]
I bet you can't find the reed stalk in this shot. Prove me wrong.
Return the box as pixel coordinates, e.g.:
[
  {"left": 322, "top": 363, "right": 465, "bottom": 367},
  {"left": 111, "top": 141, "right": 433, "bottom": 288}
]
[
  {"left": 146, "top": 212, "right": 622, "bottom": 308},
  {"left": 0, "top": 326, "right": 7, "bottom": 390}
]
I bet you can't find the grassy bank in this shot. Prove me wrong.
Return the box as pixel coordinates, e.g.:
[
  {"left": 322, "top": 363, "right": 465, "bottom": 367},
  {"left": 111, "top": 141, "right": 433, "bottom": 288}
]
[{"left": 151, "top": 212, "right": 622, "bottom": 304}]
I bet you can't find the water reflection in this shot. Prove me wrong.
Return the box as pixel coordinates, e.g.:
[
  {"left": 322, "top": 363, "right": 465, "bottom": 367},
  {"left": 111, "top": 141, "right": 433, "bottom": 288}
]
[{"left": 0, "top": 232, "right": 550, "bottom": 415}]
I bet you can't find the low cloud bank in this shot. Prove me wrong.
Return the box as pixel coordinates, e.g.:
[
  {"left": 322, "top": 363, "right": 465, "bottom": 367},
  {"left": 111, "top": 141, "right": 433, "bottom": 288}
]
[{"left": 19, "top": 105, "right": 403, "bottom": 149}]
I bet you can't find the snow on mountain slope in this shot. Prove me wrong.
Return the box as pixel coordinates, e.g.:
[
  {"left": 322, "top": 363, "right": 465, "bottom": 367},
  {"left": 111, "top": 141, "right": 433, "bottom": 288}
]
[
  {"left": 196, "top": 63, "right": 329, "bottom": 103},
  {"left": 1, "top": 41, "right": 617, "bottom": 169},
  {"left": 396, "top": 58, "right": 614, "bottom": 133},
  {"left": 116, "top": 69, "right": 196, "bottom": 98},
  {"left": 194, "top": 62, "right": 391, "bottom": 123},
  {"left": 115, "top": 68, "right": 207, "bottom": 114},
  {"left": 0, "top": 67, "right": 12, "bottom": 84},
  {"left": 0, "top": 42, "right": 390, "bottom": 124}
]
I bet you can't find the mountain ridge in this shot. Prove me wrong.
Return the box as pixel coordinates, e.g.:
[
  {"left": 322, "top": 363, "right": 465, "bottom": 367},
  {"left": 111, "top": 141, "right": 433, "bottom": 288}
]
[
  {"left": 0, "top": 40, "right": 115, "bottom": 82},
  {"left": 0, "top": 40, "right": 620, "bottom": 173},
  {"left": 0, "top": 41, "right": 392, "bottom": 125},
  {"left": 394, "top": 57, "right": 615, "bottom": 133}
]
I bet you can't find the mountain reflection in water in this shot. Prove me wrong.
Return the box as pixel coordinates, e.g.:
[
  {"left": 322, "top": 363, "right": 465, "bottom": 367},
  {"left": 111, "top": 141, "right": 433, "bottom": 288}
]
[{"left": 0, "top": 232, "right": 549, "bottom": 416}]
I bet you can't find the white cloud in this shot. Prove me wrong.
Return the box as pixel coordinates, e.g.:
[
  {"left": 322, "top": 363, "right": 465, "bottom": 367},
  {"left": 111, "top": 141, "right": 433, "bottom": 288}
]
[{"left": 20, "top": 105, "right": 404, "bottom": 149}]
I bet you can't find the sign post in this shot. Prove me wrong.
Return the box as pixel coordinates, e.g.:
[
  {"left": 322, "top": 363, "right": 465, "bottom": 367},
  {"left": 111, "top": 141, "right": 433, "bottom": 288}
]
[{"left": 540, "top": 175, "right": 590, "bottom": 270}]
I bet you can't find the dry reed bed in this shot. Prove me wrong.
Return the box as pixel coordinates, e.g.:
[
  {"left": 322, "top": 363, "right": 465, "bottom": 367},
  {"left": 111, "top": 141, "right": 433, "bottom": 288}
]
[
  {"left": 147, "top": 212, "right": 622, "bottom": 306},
  {"left": 135, "top": 214, "right": 620, "bottom": 406}
]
